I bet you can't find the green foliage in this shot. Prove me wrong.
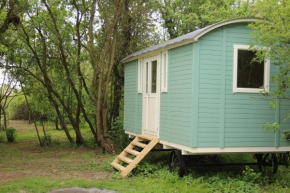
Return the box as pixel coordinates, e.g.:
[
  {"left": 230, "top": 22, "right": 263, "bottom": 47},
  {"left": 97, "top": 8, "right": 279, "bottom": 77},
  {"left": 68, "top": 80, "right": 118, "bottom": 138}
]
[
  {"left": 157, "top": 0, "right": 255, "bottom": 39},
  {"left": 109, "top": 114, "right": 130, "bottom": 149},
  {"left": 242, "top": 166, "right": 262, "bottom": 183},
  {"left": 5, "top": 127, "right": 16, "bottom": 142},
  {"left": 282, "top": 131, "right": 290, "bottom": 141},
  {"left": 8, "top": 96, "right": 29, "bottom": 120},
  {"left": 40, "top": 134, "right": 52, "bottom": 146},
  {"left": 263, "top": 122, "right": 281, "bottom": 133},
  {"left": 0, "top": 133, "right": 5, "bottom": 143},
  {"left": 249, "top": 0, "right": 290, "bottom": 132},
  {"left": 85, "top": 136, "right": 98, "bottom": 148},
  {"left": 133, "top": 162, "right": 164, "bottom": 177}
]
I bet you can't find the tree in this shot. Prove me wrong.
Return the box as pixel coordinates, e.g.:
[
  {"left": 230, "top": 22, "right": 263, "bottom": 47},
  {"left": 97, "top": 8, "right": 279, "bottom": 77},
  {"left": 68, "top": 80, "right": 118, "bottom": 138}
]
[
  {"left": 0, "top": 0, "right": 22, "bottom": 36},
  {"left": 0, "top": 0, "right": 158, "bottom": 150},
  {"left": 157, "top": 0, "right": 255, "bottom": 39},
  {"left": 249, "top": 0, "right": 290, "bottom": 129},
  {"left": 0, "top": 70, "right": 18, "bottom": 130}
]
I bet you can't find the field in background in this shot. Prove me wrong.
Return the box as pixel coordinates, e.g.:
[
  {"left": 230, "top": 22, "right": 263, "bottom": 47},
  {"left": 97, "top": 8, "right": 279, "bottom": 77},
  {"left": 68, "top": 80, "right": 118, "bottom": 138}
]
[{"left": 0, "top": 120, "right": 290, "bottom": 193}]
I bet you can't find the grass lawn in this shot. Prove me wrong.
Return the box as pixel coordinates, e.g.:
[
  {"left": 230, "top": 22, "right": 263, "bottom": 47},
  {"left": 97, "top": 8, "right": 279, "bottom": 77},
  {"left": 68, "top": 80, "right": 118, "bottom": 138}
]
[{"left": 0, "top": 120, "right": 290, "bottom": 193}]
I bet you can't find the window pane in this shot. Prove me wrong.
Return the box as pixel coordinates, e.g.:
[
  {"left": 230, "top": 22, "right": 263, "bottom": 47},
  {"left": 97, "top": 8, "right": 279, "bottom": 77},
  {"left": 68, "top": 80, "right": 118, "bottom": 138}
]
[
  {"left": 146, "top": 62, "right": 149, "bottom": 93},
  {"left": 237, "top": 50, "right": 264, "bottom": 89},
  {"left": 151, "top": 60, "right": 157, "bottom": 93}
]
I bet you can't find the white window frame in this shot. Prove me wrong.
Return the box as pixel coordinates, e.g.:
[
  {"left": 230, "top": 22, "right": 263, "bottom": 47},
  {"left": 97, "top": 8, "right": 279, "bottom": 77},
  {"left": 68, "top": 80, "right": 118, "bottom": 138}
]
[
  {"left": 161, "top": 51, "right": 168, "bottom": 92},
  {"left": 233, "top": 44, "right": 270, "bottom": 93},
  {"left": 138, "top": 58, "right": 143, "bottom": 93}
]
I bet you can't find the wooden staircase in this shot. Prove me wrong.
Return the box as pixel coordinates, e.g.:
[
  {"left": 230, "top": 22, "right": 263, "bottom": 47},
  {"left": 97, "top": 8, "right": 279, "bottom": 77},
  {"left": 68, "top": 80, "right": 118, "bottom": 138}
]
[{"left": 111, "top": 135, "right": 159, "bottom": 177}]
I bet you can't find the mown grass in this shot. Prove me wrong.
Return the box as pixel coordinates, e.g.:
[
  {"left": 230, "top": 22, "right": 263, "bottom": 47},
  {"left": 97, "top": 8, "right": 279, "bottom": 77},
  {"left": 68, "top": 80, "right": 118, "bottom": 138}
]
[
  {"left": 0, "top": 120, "right": 290, "bottom": 193},
  {"left": 1, "top": 165, "right": 290, "bottom": 193}
]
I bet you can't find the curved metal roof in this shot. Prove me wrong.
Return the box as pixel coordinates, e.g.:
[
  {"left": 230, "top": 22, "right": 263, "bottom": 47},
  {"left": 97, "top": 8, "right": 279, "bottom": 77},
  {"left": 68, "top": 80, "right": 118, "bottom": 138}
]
[{"left": 122, "top": 18, "right": 260, "bottom": 63}]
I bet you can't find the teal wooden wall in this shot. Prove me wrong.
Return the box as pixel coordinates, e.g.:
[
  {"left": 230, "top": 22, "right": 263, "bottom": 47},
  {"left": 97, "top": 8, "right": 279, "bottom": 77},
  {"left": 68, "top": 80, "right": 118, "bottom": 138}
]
[
  {"left": 124, "top": 60, "right": 142, "bottom": 134},
  {"left": 159, "top": 44, "right": 193, "bottom": 147},
  {"left": 195, "top": 27, "right": 224, "bottom": 147},
  {"left": 279, "top": 100, "right": 290, "bottom": 146},
  {"left": 196, "top": 23, "right": 289, "bottom": 148},
  {"left": 124, "top": 22, "right": 290, "bottom": 149}
]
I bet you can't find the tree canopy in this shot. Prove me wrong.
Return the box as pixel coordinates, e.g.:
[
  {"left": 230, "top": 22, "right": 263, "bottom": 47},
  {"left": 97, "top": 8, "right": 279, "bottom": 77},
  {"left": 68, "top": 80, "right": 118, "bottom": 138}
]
[{"left": 249, "top": 0, "right": 290, "bottom": 131}]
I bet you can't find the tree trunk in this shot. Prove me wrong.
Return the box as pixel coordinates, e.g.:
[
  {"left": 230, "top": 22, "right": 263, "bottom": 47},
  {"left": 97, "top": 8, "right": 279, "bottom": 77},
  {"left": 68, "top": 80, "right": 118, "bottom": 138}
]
[
  {"left": 55, "top": 118, "right": 60, "bottom": 130},
  {"left": 41, "top": 120, "right": 47, "bottom": 137},
  {"left": 28, "top": 110, "right": 31, "bottom": 124},
  {"left": 21, "top": 84, "right": 43, "bottom": 146},
  {"left": 43, "top": 0, "right": 95, "bottom": 143},
  {"left": 2, "top": 107, "right": 7, "bottom": 130},
  {"left": 102, "top": 27, "right": 117, "bottom": 139},
  {"left": 87, "top": 0, "right": 123, "bottom": 153},
  {"left": 0, "top": 104, "right": 2, "bottom": 130},
  {"left": 20, "top": 23, "right": 77, "bottom": 144}
]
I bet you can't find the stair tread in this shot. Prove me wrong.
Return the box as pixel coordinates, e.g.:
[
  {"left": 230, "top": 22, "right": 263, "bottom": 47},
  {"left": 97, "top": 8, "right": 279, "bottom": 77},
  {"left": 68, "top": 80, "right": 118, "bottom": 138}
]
[
  {"left": 124, "top": 148, "right": 140, "bottom": 156},
  {"left": 118, "top": 155, "right": 133, "bottom": 164},
  {"left": 132, "top": 141, "right": 147, "bottom": 148},
  {"left": 111, "top": 162, "right": 125, "bottom": 171},
  {"left": 137, "top": 135, "right": 153, "bottom": 141},
  {"left": 111, "top": 136, "right": 159, "bottom": 178}
]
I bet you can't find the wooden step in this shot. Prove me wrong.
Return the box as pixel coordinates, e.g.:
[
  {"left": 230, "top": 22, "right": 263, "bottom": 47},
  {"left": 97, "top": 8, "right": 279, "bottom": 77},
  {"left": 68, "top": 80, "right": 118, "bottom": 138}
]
[
  {"left": 118, "top": 155, "right": 133, "bottom": 164},
  {"left": 124, "top": 148, "right": 140, "bottom": 156},
  {"left": 111, "top": 162, "right": 125, "bottom": 171},
  {"left": 111, "top": 135, "right": 159, "bottom": 178},
  {"left": 132, "top": 141, "right": 147, "bottom": 149},
  {"left": 138, "top": 135, "right": 153, "bottom": 141}
]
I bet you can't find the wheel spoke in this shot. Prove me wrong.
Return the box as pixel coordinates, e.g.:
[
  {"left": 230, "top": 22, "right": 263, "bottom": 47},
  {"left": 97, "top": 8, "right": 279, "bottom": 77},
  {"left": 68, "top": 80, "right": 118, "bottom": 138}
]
[
  {"left": 259, "top": 153, "right": 278, "bottom": 174},
  {"left": 168, "top": 150, "right": 186, "bottom": 177}
]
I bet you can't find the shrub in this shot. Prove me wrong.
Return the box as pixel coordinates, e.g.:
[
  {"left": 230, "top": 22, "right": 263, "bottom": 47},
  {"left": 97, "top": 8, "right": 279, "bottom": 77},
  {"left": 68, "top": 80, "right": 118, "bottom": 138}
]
[
  {"left": 242, "top": 166, "right": 262, "bottom": 183},
  {"left": 9, "top": 102, "right": 29, "bottom": 120},
  {"left": 86, "top": 136, "right": 97, "bottom": 148},
  {"left": 6, "top": 128, "right": 16, "bottom": 142},
  {"left": 41, "top": 134, "right": 52, "bottom": 146},
  {"left": 0, "top": 135, "right": 5, "bottom": 143},
  {"left": 109, "top": 115, "right": 130, "bottom": 149}
]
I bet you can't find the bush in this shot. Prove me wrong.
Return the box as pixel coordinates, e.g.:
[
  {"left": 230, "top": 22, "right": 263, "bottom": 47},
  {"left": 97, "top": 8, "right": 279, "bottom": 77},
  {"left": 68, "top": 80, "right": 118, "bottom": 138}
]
[
  {"left": 6, "top": 128, "right": 16, "bottom": 142},
  {"left": 9, "top": 102, "right": 29, "bottom": 120},
  {"left": 109, "top": 115, "right": 130, "bottom": 149},
  {"left": 41, "top": 134, "right": 52, "bottom": 146},
  {"left": 0, "top": 135, "right": 5, "bottom": 143}
]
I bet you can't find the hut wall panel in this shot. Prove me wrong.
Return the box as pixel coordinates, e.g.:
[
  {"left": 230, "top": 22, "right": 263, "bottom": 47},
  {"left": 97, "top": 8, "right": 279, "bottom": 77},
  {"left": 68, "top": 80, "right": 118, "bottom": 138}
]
[
  {"left": 197, "top": 27, "right": 223, "bottom": 147},
  {"left": 124, "top": 60, "right": 142, "bottom": 134},
  {"left": 159, "top": 44, "right": 193, "bottom": 146},
  {"left": 196, "top": 23, "right": 288, "bottom": 148}
]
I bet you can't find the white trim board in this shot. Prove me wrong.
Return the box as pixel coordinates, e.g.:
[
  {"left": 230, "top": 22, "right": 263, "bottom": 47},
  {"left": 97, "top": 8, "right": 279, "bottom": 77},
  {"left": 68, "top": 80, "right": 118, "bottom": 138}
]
[
  {"left": 233, "top": 44, "right": 270, "bottom": 93},
  {"left": 125, "top": 131, "right": 290, "bottom": 155}
]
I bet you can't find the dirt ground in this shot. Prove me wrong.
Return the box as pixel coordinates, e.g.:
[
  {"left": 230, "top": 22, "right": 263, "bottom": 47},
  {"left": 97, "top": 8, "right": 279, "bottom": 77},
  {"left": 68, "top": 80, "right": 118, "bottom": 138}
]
[{"left": 0, "top": 120, "right": 112, "bottom": 183}]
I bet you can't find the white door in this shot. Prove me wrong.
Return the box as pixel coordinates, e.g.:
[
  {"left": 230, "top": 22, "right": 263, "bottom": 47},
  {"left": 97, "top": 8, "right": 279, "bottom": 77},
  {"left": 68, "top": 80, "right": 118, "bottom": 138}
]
[{"left": 142, "top": 55, "right": 160, "bottom": 137}]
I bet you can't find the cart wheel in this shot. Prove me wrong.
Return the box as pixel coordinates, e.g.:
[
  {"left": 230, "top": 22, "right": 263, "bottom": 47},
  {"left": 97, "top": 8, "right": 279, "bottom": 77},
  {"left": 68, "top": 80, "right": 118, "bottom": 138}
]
[
  {"left": 284, "top": 152, "right": 290, "bottom": 167},
  {"left": 168, "top": 150, "right": 186, "bottom": 177},
  {"left": 255, "top": 154, "right": 263, "bottom": 172},
  {"left": 259, "top": 153, "right": 278, "bottom": 174}
]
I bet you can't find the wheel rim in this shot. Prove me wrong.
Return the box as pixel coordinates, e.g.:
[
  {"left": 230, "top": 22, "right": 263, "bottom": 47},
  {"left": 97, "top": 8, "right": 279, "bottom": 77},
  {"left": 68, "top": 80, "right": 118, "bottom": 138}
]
[
  {"left": 259, "top": 153, "right": 278, "bottom": 174},
  {"left": 168, "top": 150, "right": 186, "bottom": 177},
  {"left": 169, "top": 151, "right": 180, "bottom": 173},
  {"left": 255, "top": 154, "right": 263, "bottom": 172}
]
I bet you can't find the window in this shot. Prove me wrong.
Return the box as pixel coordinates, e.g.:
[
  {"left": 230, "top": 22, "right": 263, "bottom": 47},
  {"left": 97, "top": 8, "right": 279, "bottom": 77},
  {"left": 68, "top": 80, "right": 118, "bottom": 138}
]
[
  {"left": 151, "top": 60, "right": 157, "bottom": 93},
  {"left": 233, "top": 45, "right": 270, "bottom": 93},
  {"left": 138, "top": 59, "right": 143, "bottom": 93},
  {"left": 161, "top": 51, "right": 168, "bottom": 92}
]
